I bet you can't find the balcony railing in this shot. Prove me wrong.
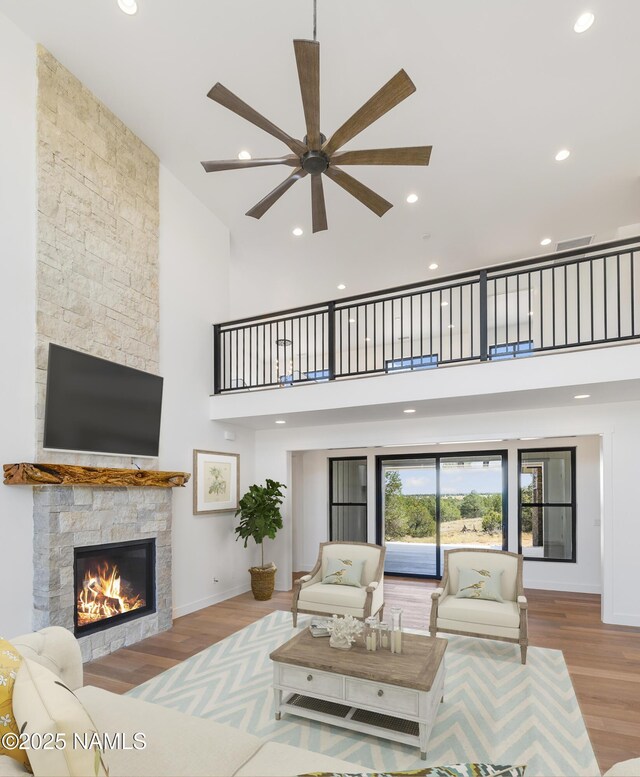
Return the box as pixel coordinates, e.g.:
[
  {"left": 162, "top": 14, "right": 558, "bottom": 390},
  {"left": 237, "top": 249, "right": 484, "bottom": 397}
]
[{"left": 212, "top": 236, "right": 640, "bottom": 394}]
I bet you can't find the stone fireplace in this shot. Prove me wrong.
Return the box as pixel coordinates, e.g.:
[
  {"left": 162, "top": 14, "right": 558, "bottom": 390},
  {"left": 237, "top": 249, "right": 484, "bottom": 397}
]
[{"left": 33, "top": 486, "right": 172, "bottom": 661}]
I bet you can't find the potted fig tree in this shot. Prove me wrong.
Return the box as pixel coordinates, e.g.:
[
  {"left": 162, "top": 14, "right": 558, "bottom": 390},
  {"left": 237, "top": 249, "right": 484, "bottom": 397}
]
[{"left": 234, "top": 478, "right": 286, "bottom": 600}]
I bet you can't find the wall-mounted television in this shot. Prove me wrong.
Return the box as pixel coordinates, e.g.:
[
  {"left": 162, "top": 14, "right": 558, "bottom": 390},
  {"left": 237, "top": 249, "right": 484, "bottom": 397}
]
[{"left": 43, "top": 344, "right": 163, "bottom": 458}]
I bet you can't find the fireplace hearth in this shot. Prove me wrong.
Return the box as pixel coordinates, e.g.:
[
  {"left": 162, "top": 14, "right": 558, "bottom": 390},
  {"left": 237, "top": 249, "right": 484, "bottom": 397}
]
[{"left": 74, "top": 539, "right": 156, "bottom": 636}]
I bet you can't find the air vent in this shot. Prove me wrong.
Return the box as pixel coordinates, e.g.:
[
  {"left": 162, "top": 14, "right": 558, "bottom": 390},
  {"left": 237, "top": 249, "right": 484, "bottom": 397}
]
[{"left": 556, "top": 235, "right": 593, "bottom": 252}]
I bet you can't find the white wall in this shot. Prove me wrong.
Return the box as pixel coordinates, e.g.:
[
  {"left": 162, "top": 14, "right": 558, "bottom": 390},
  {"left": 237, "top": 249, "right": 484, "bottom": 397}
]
[
  {"left": 158, "top": 166, "right": 256, "bottom": 619},
  {"left": 0, "top": 13, "right": 36, "bottom": 637},
  {"left": 254, "top": 400, "right": 640, "bottom": 628},
  {"left": 292, "top": 437, "right": 601, "bottom": 594}
]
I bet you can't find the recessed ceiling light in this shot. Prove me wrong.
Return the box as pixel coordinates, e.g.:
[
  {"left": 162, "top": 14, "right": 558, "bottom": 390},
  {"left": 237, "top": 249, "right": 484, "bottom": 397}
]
[
  {"left": 555, "top": 149, "right": 571, "bottom": 162},
  {"left": 441, "top": 300, "right": 449, "bottom": 307},
  {"left": 528, "top": 311, "right": 534, "bottom": 316},
  {"left": 574, "top": 12, "right": 595, "bottom": 33},
  {"left": 117, "top": 0, "right": 138, "bottom": 14},
  {"left": 448, "top": 324, "right": 455, "bottom": 329},
  {"left": 429, "top": 263, "right": 439, "bottom": 270},
  {"left": 238, "top": 150, "right": 252, "bottom": 160},
  {"left": 275, "top": 420, "right": 287, "bottom": 424},
  {"left": 406, "top": 193, "right": 419, "bottom": 204},
  {"left": 348, "top": 318, "right": 356, "bottom": 324},
  {"left": 540, "top": 238, "right": 552, "bottom": 246},
  {"left": 292, "top": 227, "right": 303, "bottom": 236},
  {"left": 337, "top": 283, "right": 346, "bottom": 290},
  {"left": 439, "top": 439, "right": 503, "bottom": 445},
  {"left": 364, "top": 337, "right": 371, "bottom": 342},
  {"left": 520, "top": 437, "right": 541, "bottom": 441},
  {"left": 403, "top": 409, "right": 416, "bottom": 414},
  {"left": 574, "top": 394, "right": 590, "bottom": 399}
]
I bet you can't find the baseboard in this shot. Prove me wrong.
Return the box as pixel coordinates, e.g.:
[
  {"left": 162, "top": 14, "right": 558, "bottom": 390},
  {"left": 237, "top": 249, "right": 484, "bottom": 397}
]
[
  {"left": 172, "top": 582, "right": 251, "bottom": 619},
  {"left": 605, "top": 612, "right": 640, "bottom": 628},
  {"left": 523, "top": 580, "right": 601, "bottom": 594}
]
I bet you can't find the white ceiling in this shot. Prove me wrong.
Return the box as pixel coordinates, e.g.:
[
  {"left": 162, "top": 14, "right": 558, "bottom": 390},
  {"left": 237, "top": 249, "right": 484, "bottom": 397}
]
[{"left": 3, "top": 0, "right": 640, "bottom": 316}]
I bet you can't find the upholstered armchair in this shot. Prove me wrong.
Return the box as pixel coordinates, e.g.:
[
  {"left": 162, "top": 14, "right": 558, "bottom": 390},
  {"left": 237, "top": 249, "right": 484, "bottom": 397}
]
[
  {"left": 291, "top": 541, "right": 385, "bottom": 627},
  {"left": 429, "top": 548, "right": 529, "bottom": 664}
]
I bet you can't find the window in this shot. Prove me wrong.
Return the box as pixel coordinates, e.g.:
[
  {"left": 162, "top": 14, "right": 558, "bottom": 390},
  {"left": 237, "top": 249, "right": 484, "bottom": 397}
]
[
  {"left": 518, "top": 448, "right": 576, "bottom": 562},
  {"left": 329, "top": 458, "right": 368, "bottom": 542},
  {"left": 490, "top": 341, "right": 533, "bottom": 360},
  {"left": 385, "top": 354, "right": 438, "bottom": 373},
  {"left": 305, "top": 369, "right": 330, "bottom": 382}
]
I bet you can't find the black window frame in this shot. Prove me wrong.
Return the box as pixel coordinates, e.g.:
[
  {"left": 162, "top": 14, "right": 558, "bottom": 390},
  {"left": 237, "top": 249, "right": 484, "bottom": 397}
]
[
  {"left": 517, "top": 446, "right": 577, "bottom": 563},
  {"left": 328, "top": 456, "right": 368, "bottom": 542},
  {"left": 375, "top": 449, "right": 509, "bottom": 579}
]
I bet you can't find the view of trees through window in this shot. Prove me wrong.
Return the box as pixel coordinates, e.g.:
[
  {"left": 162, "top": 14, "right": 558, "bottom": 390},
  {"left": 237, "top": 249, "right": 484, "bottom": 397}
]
[
  {"left": 384, "top": 470, "right": 504, "bottom": 542},
  {"left": 380, "top": 454, "right": 506, "bottom": 576}
]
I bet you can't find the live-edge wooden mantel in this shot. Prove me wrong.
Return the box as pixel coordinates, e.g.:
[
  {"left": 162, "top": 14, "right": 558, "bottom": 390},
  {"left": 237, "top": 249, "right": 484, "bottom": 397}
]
[{"left": 3, "top": 463, "right": 190, "bottom": 488}]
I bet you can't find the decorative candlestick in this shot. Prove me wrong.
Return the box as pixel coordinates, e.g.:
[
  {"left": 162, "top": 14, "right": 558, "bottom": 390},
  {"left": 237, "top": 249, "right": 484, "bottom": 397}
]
[
  {"left": 390, "top": 606, "right": 403, "bottom": 654},
  {"left": 364, "top": 616, "right": 378, "bottom": 652}
]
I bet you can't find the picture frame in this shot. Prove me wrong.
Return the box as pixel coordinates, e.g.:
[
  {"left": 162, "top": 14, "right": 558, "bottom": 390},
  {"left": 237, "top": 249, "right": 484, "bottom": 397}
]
[{"left": 193, "top": 449, "right": 240, "bottom": 515}]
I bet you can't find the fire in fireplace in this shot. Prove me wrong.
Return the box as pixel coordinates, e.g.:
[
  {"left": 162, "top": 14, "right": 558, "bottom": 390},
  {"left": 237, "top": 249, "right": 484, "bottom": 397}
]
[{"left": 74, "top": 539, "right": 155, "bottom": 636}]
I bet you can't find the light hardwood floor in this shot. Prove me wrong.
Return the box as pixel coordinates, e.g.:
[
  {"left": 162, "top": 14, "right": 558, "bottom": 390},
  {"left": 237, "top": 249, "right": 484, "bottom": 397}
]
[{"left": 84, "top": 577, "right": 640, "bottom": 774}]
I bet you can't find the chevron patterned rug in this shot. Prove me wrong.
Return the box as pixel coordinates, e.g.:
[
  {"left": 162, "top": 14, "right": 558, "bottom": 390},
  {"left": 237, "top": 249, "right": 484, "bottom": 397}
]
[{"left": 128, "top": 610, "right": 599, "bottom": 777}]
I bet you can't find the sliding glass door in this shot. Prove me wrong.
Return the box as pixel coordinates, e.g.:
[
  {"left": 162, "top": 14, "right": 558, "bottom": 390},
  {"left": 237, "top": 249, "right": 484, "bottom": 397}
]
[{"left": 377, "top": 452, "right": 507, "bottom": 578}]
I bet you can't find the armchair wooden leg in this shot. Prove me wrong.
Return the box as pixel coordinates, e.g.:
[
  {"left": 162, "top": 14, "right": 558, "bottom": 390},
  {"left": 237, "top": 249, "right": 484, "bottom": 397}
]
[
  {"left": 292, "top": 610, "right": 298, "bottom": 628},
  {"left": 378, "top": 605, "right": 384, "bottom": 620},
  {"left": 520, "top": 644, "right": 527, "bottom": 665}
]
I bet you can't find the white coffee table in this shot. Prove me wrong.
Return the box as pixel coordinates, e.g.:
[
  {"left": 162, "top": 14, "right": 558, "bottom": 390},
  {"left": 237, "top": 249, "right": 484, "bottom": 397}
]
[{"left": 270, "top": 629, "right": 447, "bottom": 759}]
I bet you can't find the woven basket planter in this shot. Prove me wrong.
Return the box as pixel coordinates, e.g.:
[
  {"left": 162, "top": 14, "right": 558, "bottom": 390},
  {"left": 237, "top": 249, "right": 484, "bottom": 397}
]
[{"left": 249, "top": 565, "right": 277, "bottom": 601}]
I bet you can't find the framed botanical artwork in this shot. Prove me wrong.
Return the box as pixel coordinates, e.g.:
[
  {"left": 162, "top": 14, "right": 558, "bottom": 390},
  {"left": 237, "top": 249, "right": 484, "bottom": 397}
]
[{"left": 193, "top": 450, "right": 240, "bottom": 515}]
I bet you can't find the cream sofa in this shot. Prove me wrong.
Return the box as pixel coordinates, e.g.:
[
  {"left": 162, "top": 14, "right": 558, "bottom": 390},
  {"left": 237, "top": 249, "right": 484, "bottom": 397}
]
[
  {"left": 0, "top": 626, "right": 364, "bottom": 777},
  {"left": 291, "top": 541, "right": 385, "bottom": 626}
]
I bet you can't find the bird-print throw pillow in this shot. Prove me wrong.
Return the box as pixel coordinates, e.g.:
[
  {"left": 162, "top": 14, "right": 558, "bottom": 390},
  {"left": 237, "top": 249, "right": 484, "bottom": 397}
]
[
  {"left": 322, "top": 557, "right": 365, "bottom": 588},
  {"left": 456, "top": 567, "right": 504, "bottom": 602},
  {"left": 0, "top": 638, "right": 31, "bottom": 772}
]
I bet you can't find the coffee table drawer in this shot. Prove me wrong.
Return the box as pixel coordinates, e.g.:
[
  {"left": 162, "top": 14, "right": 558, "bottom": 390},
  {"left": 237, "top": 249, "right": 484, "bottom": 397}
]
[
  {"left": 279, "top": 664, "right": 344, "bottom": 699},
  {"left": 345, "top": 677, "right": 419, "bottom": 717}
]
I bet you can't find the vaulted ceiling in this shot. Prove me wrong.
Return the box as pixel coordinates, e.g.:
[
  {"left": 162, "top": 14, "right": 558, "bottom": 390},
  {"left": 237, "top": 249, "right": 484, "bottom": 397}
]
[{"left": 2, "top": 0, "right": 639, "bottom": 315}]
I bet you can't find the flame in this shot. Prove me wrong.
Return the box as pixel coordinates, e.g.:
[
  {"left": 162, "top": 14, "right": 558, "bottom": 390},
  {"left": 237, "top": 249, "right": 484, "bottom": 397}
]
[{"left": 77, "top": 561, "right": 145, "bottom": 627}]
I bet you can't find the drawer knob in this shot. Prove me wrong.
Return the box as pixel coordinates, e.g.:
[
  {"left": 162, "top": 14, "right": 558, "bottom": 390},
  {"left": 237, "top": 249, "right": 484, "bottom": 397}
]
[
  {"left": 307, "top": 674, "right": 313, "bottom": 682},
  {"left": 377, "top": 689, "right": 384, "bottom": 697}
]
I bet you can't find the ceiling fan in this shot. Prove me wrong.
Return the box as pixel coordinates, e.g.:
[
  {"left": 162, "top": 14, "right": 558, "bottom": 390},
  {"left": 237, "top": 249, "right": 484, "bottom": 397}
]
[{"left": 201, "top": 10, "right": 432, "bottom": 233}]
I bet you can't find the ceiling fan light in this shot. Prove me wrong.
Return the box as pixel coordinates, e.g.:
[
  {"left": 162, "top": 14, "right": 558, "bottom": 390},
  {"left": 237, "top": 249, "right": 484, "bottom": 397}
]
[{"left": 117, "top": 0, "right": 138, "bottom": 14}]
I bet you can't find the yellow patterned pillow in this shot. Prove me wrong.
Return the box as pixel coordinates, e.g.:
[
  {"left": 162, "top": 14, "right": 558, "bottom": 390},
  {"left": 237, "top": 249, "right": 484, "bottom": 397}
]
[{"left": 0, "top": 638, "right": 31, "bottom": 772}]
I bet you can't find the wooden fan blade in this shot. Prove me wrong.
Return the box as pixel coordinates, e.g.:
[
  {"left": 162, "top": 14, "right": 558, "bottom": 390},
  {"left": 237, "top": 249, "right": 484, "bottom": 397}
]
[
  {"left": 293, "top": 40, "right": 321, "bottom": 149},
  {"left": 201, "top": 156, "right": 300, "bottom": 172},
  {"left": 246, "top": 167, "right": 308, "bottom": 220},
  {"left": 323, "top": 70, "right": 416, "bottom": 156},
  {"left": 311, "top": 175, "right": 328, "bottom": 233},
  {"left": 331, "top": 146, "right": 432, "bottom": 166},
  {"left": 207, "top": 83, "right": 306, "bottom": 156},
  {"left": 324, "top": 166, "right": 392, "bottom": 217}
]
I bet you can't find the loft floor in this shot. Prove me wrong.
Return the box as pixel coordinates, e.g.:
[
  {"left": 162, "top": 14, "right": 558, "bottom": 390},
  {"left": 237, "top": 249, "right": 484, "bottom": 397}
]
[{"left": 83, "top": 578, "right": 640, "bottom": 774}]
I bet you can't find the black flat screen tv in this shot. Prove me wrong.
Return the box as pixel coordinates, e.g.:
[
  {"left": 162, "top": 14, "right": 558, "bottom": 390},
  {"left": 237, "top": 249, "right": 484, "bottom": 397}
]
[{"left": 43, "top": 344, "right": 163, "bottom": 458}]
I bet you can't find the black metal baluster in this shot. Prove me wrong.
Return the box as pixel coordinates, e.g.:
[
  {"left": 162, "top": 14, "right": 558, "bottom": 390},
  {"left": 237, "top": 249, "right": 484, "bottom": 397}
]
[
  {"left": 429, "top": 291, "right": 433, "bottom": 361},
  {"left": 328, "top": 303, "right": 335, "bottom": 379},
  {"left": 552, "top": 267, "right": 556, "bottom": 347},
  {"left": 528, "top": 272, "right": 532, "bottom": 348},
  {"left": 539, "top": 269, "right": 544, "bottom": 348},
  {"left": 616, "top": 254, "right": 621, "bottom": 337},
  {"left": 576, "top": 264, "right": 581, "bottom": 344},
  {"left": 410, "top": 295, "right": 414, "bottom": 366},
  {"left": 516, "top": 273, "right": 521, "bottom": 346},
  {"left": 604, "top": 257, "right": 608, "bottom": 340},
  {"left": 420, "top": 292, "right": 424, "bottom": 361},
  {"left": 564, "top": 264, "right": 568, "bottom": 345},
  {"left": 632, "top": 251, "right": 636, "bottom": 335},
  {"left": 459, "top": 285, "right": 463, "bottom": 359},
  {"left": 590, "top": 260, "right": 594, "bottom": 342}
]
